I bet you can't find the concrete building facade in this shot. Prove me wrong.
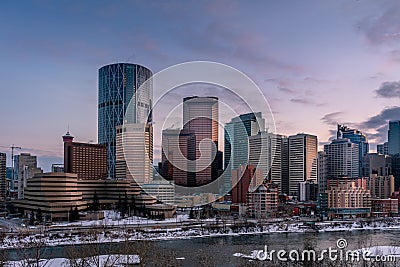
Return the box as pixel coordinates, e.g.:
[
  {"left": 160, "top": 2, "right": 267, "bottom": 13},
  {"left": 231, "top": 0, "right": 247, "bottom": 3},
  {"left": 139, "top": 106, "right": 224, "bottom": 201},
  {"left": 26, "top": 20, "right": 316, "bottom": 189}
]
[
  {"left": 116, "top": 123, "right": 153, "bottom": 185},
  {"left": 14, "top": 153, "right": 42, "bottom": 199},
  {"left": 14, "top": 173, "right": 87, "bottom": 221},
  {"left": 324, "top": 138, "right": 359, "bottom": 179},
  {"left": 63, "top": 132, "right": 107, "bottom": 180}
]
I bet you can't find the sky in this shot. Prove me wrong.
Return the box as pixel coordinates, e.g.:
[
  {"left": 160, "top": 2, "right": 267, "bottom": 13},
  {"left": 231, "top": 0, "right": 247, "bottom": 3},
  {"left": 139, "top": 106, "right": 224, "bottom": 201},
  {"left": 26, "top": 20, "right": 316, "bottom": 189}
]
[{"left": 0, "top": 0, "right": 400, "bottom": 171}]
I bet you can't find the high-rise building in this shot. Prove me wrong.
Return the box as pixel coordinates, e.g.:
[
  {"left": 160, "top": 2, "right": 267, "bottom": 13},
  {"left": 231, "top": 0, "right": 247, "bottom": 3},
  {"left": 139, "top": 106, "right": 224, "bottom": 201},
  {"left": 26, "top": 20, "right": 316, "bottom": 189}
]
[
  {"left": 317, "top": 151, "right": 329, "bottom": 193},
  {"left": 391, "top": 154, "right": 400, "bottom": 190},
  {"left": 248, "top": 131, "right": 282, "bottom": 189},
  {"left": 298, "top": 180, "right": 318, "bottom": 202},
  {"left": 6, "top": 167, "right": 12, "bottom": 194},
  {"left": 98, "top": 63, "right": 152, "bottom": 178},
  {"left": 337, "top": 124, "right": 369, "bottom": 174},
  {"left": 160, "top": 129, "right": 195, "bottom": 186},
  {"left": 281, "top": 137, "right": 289, "bottom": 195},
  {"left": 362, "top": 153, "right": 392, "bottom": 177},
  {"left": 182, "top": 96, "right": 218, "bottom": 186},
  {"left": 224, "top": 112, "right": 264, "bottom": 193},
  {"left": 14, "top": 153, "right": 43, "bottom": 199},
  {"left": 388, "top": 120, "right": 400, "bottom": 156},
  {"left": 63, "top": 132, "right": 107, "bottom": 180},
  {"left": 288, "top": 133, "right": 318, "bottom": 196},
  {"left": 365, "top": 174, "right": 395, "bottom": 199},
  {"left": 231, "top": 165, "right": 263, "bottom": 204},
  {"left": 377, "top": 142, "right": 389, "bottom": 155},
  {"left": 116, "top": 123, "right": 153, "bottom": 185},
  {"left": 0, "top": 153, "right": 6, "bottom": 201},
  {"left": 324, "top": 138, "right": 359, "bottom": 179}
]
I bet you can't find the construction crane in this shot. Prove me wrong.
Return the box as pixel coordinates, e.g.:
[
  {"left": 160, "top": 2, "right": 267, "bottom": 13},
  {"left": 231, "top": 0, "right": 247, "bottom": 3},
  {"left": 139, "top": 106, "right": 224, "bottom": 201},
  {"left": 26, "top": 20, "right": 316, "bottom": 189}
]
[{"left": 0, "top": 145, "right": 22, "bottom": 190}]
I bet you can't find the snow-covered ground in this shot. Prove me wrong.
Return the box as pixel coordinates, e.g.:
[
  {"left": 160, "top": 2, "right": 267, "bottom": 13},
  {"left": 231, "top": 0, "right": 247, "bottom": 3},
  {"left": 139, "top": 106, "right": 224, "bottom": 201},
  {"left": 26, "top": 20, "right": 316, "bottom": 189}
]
[
  {"left": 5, "top": 254, "right": 140, "bottom": 267},
  {"left": 2, "top": 215, "right": 400, "bottom": 250},
  {"left": 52, "top": 211, "right": 190, "bottom": 227}
]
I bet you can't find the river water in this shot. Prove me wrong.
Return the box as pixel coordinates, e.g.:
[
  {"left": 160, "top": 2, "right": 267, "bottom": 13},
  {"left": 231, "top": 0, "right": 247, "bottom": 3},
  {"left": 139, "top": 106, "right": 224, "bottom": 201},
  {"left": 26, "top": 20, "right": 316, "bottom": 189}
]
[{"left": 5, "top": 229, "right": 400, "bottom": 266}]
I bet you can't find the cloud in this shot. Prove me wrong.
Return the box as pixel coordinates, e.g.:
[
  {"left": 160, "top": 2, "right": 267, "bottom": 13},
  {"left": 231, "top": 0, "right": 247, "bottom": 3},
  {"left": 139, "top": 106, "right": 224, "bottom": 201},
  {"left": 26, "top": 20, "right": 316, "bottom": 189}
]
[
  {"left": 358, "top": 3, "right": 400, "bottom": 45},
  {"left": 290, "top": 98, "right": 310, "bottom": 105},
  {"left": 176, "top": 20, "right": 303, "bottom": 74},
  {"left": 375, "top": 81, "right": 400, "bottom": 98},
  {"left": 303, "top": 77, "right": 331, "bottom": 84},
  {"left": 369, "top": 72, "right": 384, "bottom": 80},
  {"left": 290, "top": 98, "right": 325, "bottom": 107},
  {"left": 278, "top": 86, "right": 295, "bottom": 94},
  {"left": 321, "top": 112, "right": 343, "bottom": 126},
  {"left": 358, "top": 106, "right": 400, "bottom": 129},
  {"left": 357, "top": 106, "right": 400, "bottom": 143}
]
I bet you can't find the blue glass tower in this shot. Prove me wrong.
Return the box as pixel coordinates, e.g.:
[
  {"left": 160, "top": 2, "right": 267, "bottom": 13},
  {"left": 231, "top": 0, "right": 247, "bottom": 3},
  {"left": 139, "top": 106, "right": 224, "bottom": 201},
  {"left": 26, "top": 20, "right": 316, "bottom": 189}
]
[
  {"left": 337, "top": 124, "right": 369, "bottom": 176},
  {"left": 224, "top": 112, "right": 265, "bottom": 193},
  {"left": 98, "top": 63, "right": 152, "bottom": 178},
  {"left": 388, "top": 120, "right": 400, "bottom": 156}
]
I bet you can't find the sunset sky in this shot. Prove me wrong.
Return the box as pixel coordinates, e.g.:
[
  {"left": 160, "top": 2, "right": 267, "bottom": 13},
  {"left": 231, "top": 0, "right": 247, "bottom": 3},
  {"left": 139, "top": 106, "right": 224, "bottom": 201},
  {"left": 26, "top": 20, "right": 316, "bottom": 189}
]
[{"left": 1, "top": 0, "right": 399, "bottom": 170}]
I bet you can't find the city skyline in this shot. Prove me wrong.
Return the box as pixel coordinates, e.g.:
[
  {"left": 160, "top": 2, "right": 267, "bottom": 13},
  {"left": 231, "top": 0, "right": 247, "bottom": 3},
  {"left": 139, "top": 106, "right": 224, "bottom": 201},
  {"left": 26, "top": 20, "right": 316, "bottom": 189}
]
[{"left": 1, "top": 1, "right": 400, "bottom": 170}]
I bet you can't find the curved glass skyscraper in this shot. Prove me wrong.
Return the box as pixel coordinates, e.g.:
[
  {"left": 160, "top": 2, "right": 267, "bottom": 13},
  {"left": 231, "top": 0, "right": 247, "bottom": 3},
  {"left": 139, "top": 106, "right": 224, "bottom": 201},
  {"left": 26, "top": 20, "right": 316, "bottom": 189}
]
[{"left": 98, "top": 63, "right": 152, "bottom": 178}]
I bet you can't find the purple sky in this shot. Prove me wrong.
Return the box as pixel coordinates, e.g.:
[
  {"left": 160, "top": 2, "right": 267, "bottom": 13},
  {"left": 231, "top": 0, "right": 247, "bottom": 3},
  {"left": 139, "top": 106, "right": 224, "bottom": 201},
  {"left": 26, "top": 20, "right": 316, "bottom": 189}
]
[{"left": 1, "top": 0, "right": 399, "bottom": 171}]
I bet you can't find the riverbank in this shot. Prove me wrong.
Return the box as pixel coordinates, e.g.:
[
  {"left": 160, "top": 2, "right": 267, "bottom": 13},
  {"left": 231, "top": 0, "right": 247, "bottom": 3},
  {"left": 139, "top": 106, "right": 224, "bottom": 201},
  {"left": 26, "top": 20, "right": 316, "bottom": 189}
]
[{"left": 1, "top": 218, "right": 400, "bottom": 250}]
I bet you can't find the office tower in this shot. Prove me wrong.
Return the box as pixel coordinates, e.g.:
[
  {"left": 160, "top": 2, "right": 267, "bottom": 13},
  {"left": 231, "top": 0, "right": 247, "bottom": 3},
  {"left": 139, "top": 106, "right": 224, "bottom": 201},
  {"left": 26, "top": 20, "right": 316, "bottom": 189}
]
[
  {"left": 337, "top": 124, "right": 369, "bottom": 174},
  {"left": 318, "top": 151, "right": 328, "bottom": 193},
  {"left": 231, "top": 165, "right": 263, "bottom": 204},
  {"left": 248, "top": 132, "right": 282, "bottom": 188},
  {"left": 377, "top": 142, "right": 389, "bottom": 155},
  {"left": 324, "top": 138, "right": 359, "bottom": 179},
  {"left": 6, "top": 167, "right": 12, "bottom": 195},
  {"left": 224, "top": 112, "right": 265, "bottom": 192},
  {"left": 362, "top": 153, "right": 392, "bottom": 177},
  {"left": 0, "top": 153, "right": 5, "bottom": 201},
  {"left": 392, "top": 154, "right": 400, "bottom": 190},
  {"left": 281, "top": 137, "right": 289, "bottom": 195},
  {"left": 365, "top": 174, "right": 394, "bottom": 199},
  {"left": 98, "top": 63, "right": 152, "bottom": 178},
  {"left": 160, "top": 129, "right": 195, "bottom": 186},
  {"left": 298, "top": 180, "right": 318, "bottom": 202},
  {"left": 182, "top": 96, "right": 218, "bottom": 186},
  {"left": 116, "top": 123, "right": 153, "bottom": 185},
  {"left": 388, "top": 120, "right": 400, "bottom": 155},
  {"left": 63, "top": 132, "right": 107, "bottom": 180},
  {"left": 14, "top": 153, "right": 43, "bottom": 199},
  {"left": 288, "top": 134, "right": 318, "bottom": 196}
]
